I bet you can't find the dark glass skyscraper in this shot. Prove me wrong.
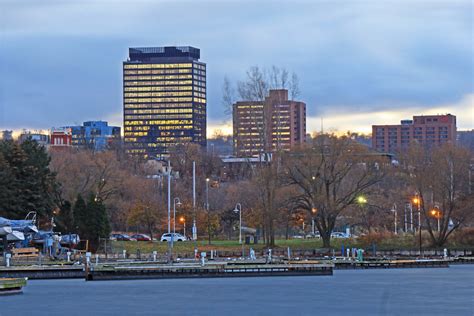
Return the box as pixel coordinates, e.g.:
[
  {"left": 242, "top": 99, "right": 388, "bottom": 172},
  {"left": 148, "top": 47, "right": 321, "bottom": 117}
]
[{"left": 123, "top": 46, "right": 206, "bottom": 159}]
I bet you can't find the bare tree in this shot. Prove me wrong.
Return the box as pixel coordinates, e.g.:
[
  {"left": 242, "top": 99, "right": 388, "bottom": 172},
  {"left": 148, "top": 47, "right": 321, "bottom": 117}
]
[
  {"left": 400, "top": 143, "right": 473, "bottom": 247},
  {"left": 284, "top": 134, "right": 387, "bottom": 247}
]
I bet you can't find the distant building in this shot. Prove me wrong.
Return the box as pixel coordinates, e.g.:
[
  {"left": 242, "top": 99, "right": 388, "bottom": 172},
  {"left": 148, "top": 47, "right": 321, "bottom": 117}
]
[
  {"left": 232, "top": 89, "right": 306, "bottom": 157},
  {"left": 50, "top": 128, "right": 72, "bottom": 149},
  {"left": 19, "top": 131, "right": 49, "bottom": 146},
  {"left": 123, "top": 46, "right": 206, "bottom": 159},
  {"left": 457, "top": 130, "right": 474, "bottom": 152},
  {"left": 1, "top": 130, "right": 13, "bottom": 141},
  {"left": 372, "top": 114, "right": 457, "bottom": 153},
  {"left": 62, "top": 121, "right": 121, "bottom": 151}
]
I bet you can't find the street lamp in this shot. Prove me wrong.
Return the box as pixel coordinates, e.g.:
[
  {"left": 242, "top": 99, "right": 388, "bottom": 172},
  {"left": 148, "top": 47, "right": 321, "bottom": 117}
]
[
  {"left": 430, "top": 208, "right": 442, "bottom": 232},
  {"left": 179, "top": 216, "right": 186, "bottom": 236},
  {"left": 391, "top": 204, "right": 397, "bottom": 234},
  {"left": 171, "top": 197, "right": 181, "bottom": 250},
  {"left": 311, "top": 207, "right": 317, "bottom": 235},
  {"left": 412, "top": 194, "right": 422, "bottom": 256},
  {"left": 233, "top": 203, "right": 242, "bottom": 244},
  {"left": 357, "top": 196, "right": 367, "bottom": 204}
]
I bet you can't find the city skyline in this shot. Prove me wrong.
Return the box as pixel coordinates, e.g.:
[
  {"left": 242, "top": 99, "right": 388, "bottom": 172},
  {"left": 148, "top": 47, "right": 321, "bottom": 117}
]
[{"left": 1, "top": 0, "right": 473, "bottom": 136}]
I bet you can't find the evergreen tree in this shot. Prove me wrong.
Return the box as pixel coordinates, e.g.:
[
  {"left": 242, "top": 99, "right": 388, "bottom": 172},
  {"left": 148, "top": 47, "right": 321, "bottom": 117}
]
[
  {"left": 72, "top": 194, "right": 88, "bottom": 237},
  {"left": 0, "top": 139, "right": 58, "bottom": 220}
]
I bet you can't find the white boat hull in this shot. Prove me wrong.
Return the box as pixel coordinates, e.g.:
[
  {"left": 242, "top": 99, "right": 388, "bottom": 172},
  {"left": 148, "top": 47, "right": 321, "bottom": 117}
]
[
  {"left": 0, "top": 226, "right": 13, "bottom": 236},
  {"left": 7, "top": 231, "right": 25, "bottom": 241}
]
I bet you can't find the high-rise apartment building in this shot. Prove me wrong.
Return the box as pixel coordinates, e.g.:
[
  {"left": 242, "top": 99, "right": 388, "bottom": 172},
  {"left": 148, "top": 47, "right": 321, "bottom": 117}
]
[
  {"left": 372, "top": 114, "right": 457, "bottom": 153},
  {"left": 123, "top": 46, "right": 206, "bottom": 159},
  {"left": 233, "top": 89, "right": 306, "bottom": 157}
]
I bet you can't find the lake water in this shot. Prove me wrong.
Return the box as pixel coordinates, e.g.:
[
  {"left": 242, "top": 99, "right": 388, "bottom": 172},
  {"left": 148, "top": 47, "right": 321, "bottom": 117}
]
[{"left": 1, "top": 265, "right": 473, "bottom": 316}]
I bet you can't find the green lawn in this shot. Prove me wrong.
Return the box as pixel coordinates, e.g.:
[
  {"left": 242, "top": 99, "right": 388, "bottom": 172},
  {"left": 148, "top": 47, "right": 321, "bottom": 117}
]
[{"left": 106, "top": 234, "right": 460, "bottom": 255}]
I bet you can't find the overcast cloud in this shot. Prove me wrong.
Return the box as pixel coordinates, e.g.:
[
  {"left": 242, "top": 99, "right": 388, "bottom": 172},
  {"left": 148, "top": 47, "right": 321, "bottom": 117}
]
[{"left": 0, "top": 0, "right": 472, "bottom": 134}]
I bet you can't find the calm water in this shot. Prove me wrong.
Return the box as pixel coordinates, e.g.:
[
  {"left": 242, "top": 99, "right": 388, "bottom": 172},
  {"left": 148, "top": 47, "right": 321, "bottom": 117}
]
[{"left": 1, "top": 265, "right": 473, "bottom": 316}]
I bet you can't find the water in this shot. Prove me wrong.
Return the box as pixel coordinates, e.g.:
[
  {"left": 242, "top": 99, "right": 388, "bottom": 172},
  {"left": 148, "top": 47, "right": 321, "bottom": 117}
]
[{"left": 1, "top": 265, "right": 473, "bottom": 316}]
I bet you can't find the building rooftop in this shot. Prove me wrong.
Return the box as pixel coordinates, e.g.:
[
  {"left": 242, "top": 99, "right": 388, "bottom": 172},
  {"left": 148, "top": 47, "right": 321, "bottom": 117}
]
[{"left": 128, "top": 46, "right": 200, "bottom": 62}]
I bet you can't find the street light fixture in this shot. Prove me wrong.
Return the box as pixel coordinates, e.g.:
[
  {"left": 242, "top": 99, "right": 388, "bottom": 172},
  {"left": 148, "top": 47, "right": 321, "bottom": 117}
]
[
  {"left": 233, "top": 203, "right": 242, "bottom": 244},
  {"left": 179, "top": 216, "right": 186, "bottom": 236},
  {"left": 171, "top": 197, "right": 181, "bottom": 251},
  {"left": 311, "top": 207, "right": 317, "bottom": 235}
]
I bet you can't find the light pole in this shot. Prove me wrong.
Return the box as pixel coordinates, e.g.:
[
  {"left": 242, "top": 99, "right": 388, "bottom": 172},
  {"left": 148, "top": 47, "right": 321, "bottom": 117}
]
[
  {"left": 179, "top": 216, "right": 186, "bottom": 236},
  {"left": 391, "top": 204, "right": 397, "bottom": 234},
  {"left": 311, "top": 207, "right": 317, "bottom": 235},
  {"left": 234, "top": 203, "right": 242, "bottom": 244},
  {"left": 171, "top": 197, "right": 181, "bottom": 250},
  {"left": 413, "top": 195, "right": 422, "bottom": 256},
  {"left": 206, "top": 178, "right": 210, "bottom": 245}
]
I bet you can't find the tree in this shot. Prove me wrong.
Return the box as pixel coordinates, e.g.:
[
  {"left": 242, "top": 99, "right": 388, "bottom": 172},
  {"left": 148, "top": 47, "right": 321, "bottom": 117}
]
[
  {"left": 127, "top": 202, "right": 160, "bottom": 241},
  {"left": 400, "top": 143, "right": 473, "bottom": 247},
  {"left": 72, "top": 194, "right": 110, "bottom": 250},
  {"left": 284, "top": 135, "right": 387, "bottom": 247},
  {"left": 0, "top": 139, "right": 58, "bottom": 221}
]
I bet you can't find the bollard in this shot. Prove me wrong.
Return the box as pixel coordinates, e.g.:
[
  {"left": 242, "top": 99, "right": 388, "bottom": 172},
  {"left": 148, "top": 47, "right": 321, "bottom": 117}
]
[
  {"left": 287, "top": 247, "right": 291, "bottom": 260},
  {"left": 268, "top": 249, "right": 272, "bottom": 263},
  {"left": 210, "top": 250, "right": 214, "bottom": 260},
  {"left": 95, "top": 254, "right": 99, "bottom": 265},
  {"left": 200, "top": 252, "right": 206, "bottom": 266},
  {"left": 5, "top": 253, "right": 11, "bottom": 267},
  {"left": 443, "top": 248, "right": 448, "bottom": 259},
  {"left": 346, "top": 248, "right": 350, "bottom": 258},
  {"left": 67, "top": 251, "right": 71, "bottom": 263},
  {"left": 153, "top": 251, "right": 157, "bottom": 262},
  {"left": 122, "top": 250, "right": 127, "bottom": 259}
]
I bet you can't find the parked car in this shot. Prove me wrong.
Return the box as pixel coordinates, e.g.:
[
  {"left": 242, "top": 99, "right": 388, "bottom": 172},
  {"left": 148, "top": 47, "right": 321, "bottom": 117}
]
[
  {"left": 110, "top": 233, "right": 133, "bottom": 241},
  {"left": 306, "top": 232, "right": 321, "bottom": 239},
  {"left": 130, "top": 234, "right": 152, "bottom": 241},
  {"left": 331, "top": 232, "right": 350, "bottom": 238},
  {"left": 160, "top": 233, "right": 187, "bottom": 242},
  {"left": 291, "top": 234, "right": 304, "bottom": 239}
]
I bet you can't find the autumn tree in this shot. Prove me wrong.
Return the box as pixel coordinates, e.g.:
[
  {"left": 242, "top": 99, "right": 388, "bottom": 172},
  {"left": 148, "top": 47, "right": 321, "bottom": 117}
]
[
  {"left": 284, "top": 135, "right": 387, "bottom": 247},
  {"left": 400, "top": 143, "right": 473, "bottom": 247}
]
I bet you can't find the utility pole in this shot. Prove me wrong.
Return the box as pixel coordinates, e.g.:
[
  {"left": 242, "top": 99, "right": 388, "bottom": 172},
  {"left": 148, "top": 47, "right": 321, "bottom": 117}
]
[
  {"left": 167, "top": 160, "right": 171, "bottom": 234},
  {"left": 192, "top": 161, "right": 197, "bottom": 241}
]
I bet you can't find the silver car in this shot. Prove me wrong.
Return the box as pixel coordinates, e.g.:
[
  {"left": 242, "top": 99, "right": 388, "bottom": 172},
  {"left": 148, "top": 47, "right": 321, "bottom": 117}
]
[{"left": 160, "top": 233, "right": 187, "bottom": 242}]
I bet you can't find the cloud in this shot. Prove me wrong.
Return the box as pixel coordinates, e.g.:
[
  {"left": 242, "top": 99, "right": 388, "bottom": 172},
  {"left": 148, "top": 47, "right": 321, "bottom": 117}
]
[
  {"left": 308, "top": 93, "right": 474, "bottom": 134},
  {"left": 0, "top": 0, "right": 472, "bottom": 131}
]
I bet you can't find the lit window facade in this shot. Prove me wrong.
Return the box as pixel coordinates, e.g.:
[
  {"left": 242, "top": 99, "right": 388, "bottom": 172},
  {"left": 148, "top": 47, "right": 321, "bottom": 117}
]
[
  {"left": 123, "top": 46, "right": 206, "bottom": 159},
  {"left": 233, "top": 89, "right": 306, "bottom": 157}
]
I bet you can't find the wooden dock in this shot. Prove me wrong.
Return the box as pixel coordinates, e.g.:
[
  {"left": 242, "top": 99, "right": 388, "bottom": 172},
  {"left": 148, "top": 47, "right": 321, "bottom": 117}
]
[
  {"left": 0, "top": 278, "right": 27, "bottom": 295},
  {"left": 86, "top": 262, "right": 334, "bottom": 281}
]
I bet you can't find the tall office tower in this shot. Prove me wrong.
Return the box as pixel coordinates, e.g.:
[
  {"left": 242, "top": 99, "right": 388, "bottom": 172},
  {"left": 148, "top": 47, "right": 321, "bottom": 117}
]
[
  {"left": 233, "top": 89, "right": 306, "bottom": 157},
  {"left": 372, "top": 114, "right": 457, "bottom": 153},
  {"left": 123, "top": 46, "right": 206, "bottom": 159}
]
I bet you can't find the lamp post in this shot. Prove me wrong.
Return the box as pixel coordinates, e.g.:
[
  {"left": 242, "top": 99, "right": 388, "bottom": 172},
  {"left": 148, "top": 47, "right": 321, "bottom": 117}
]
[
  {"left": 179, "top": 216, "right": 186, "bottom": 236},
  {"left": 413, "top": 195, "right": 422, "bottom": 256},
  {"left": 311, "top": 207, "right": 317, "bottom": 235},
  {"left": 234, "top": 203, "right": 242, "bottom": 244},
  {"left": 171, "top": 197, "right": 181, "bottom": 250},
  {"left": 391, "top": 204, "right": 397, "bottom": 234},
  {"left": 206, "top": 178, "right": 210, "bottom": 245}
]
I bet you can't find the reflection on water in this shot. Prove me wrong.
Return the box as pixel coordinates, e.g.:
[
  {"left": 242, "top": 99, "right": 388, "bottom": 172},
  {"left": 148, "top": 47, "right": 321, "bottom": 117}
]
[{"left": 2, "top": 265, "right": 473, "bottom": 316}]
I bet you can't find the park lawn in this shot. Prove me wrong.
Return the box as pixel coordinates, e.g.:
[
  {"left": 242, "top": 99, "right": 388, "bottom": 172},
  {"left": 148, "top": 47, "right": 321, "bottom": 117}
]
[{"left": 107, "top": 232, "right": 473, "bottom": 255}]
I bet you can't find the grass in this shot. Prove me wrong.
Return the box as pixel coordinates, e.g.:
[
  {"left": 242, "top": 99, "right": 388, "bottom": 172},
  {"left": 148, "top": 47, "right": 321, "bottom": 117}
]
[{"left": 105, "top": 233, "right": 474, "bottom": 255}]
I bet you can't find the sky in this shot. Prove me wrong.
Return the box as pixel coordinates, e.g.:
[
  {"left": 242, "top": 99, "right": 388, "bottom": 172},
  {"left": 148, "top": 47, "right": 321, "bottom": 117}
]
[{"left": 0, "top": 0, "right": 473, "bottom": 137}]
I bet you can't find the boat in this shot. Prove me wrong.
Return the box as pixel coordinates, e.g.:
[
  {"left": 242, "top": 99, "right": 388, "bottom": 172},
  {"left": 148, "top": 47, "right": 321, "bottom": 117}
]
[
  {"left": 0, "top": 278, "right": 28, "bottom": 295},
  {"left": 7, "top": 231, "right": 25, "bottom": 241},
  {"left": 0, "top": 226, "right": 13, "bottom": 236}
]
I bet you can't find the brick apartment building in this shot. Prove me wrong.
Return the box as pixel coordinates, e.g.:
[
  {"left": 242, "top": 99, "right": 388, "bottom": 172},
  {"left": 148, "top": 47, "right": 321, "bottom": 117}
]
[
  {"left": 233, "top": 89, "right": 306, "bottom": 157},
  {"left": 372, "top": 114, "right": 457, "bottom": 153}
]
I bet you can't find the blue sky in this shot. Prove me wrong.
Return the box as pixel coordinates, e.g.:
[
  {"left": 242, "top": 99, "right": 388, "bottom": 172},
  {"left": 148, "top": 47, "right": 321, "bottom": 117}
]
[{"left": 0, "top": 0, "right": 473, "bottom": 135}]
